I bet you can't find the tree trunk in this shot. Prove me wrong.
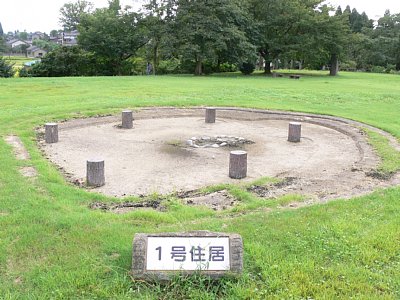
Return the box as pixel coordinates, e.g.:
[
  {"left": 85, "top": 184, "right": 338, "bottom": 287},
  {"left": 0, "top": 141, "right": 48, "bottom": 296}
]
[
  {"left": 195, "top": 59, "right": 202, "bottom": 76},
  {"left": 152, "top": 41, "right": 159, "bottom": 75},
  {"left": 330, "top": 53, "right": 339, "bottom": 76},
  {"left": 264, "top": 60, "right": 272, "bottom": 74},
  {"left": 284, "top": 59, "right": 289, "bottom": 69},
  {"left": 257, "top": 55, "right": 264, "bottom": 71},
  {"left": 215, "top": 58, "right": 221, "bottom": 72}
]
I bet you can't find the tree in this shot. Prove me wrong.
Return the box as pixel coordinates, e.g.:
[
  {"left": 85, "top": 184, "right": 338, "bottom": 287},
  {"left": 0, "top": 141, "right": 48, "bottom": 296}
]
[
  {"left": 373, "top": 11, "right": 400, "bottom": 70},
  {"left": 248, "top": 0, "right": 326, "bottom": 74},
  {"left": 19, "top": 44, "right": 30, "bottom": 57},
  {"left": 311, "top": 5, "right": 350, "bottom": 76},
  {"left": 0, "top": 56, "right": 15, "bottom": 78},
  {"left": 59, "top": 0, "right": 94, "bottom": 31},
  {"left": 78, "top": 0, "right": 148, "bottom": 75},
  {"left": 343, "top": 5, "right": 351, "bottom": 15},
  {"left": 19, "top": 31, "right": 28, "bottom": 40},
  {"left": 174, "top": 0, "right": 254, "bottom": 75},
  {"left": 50, "top": 30, "right": 59, "bottom": 38},
  {"left": 0, "top": 37, "right": 5, "bottom": 54},
  {"left": 142, "top": 0, "right": 177, "bottom": 74},
  {"left": 33, "top": 39, "right": 60, "bottom": 52},
  {"left": 0, "top": 22, "right": 5, "bottom": 54}
]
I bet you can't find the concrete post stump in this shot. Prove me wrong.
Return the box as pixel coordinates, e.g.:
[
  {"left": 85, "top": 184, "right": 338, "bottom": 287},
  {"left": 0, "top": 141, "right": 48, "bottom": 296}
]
[
  {"left": 229, "top": 150, "right": 247, "bottom": 179},
  {"left": 205, "top": 107, "right": 216, "bottom": 123},
  {"left": 288, "top": 122, "right": 301, "bottom": 143},
  {"left": 121, "top": 110, "right": 133, "bottom": 129},
  {"left": 45, "top": 123, "right": 58, "bottom": 144},
  {"left": 87, "top": 159, "right": 105, "bottom": 187}
]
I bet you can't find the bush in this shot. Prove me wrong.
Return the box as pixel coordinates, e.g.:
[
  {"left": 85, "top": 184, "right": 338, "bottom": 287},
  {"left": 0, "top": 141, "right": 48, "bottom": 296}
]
[
  {"left": 18, "top": 67, "right": 31, "bottom": 77},
  {"left": 239, "top": 62, "right": 255, "bottom": 75},
  {"left": 371, "top": 66, "right": 385, "bottom": 73},
  {"left": 218, "top": 62, "right": 238, "bottom": 73},
  {"left": 385, "top": 64, "right": 396, "bottom": 73},
  {"left": 180, "top": 59, "right": 216, "bottom": 75},
  {"left": 28, "top": 47, "right": 98, "bottom": 77},
  {"left": 340, "top": 60, "right": 357, "bottom": 71},
  {"left": 157, "top": 59, "right": 181, "bottom": 75},
  {"left": 0, "top": 56, "right": 15, "bottom": 78},
  {"left": 129, "top": 57, "right": 147, "bottom": 75}
]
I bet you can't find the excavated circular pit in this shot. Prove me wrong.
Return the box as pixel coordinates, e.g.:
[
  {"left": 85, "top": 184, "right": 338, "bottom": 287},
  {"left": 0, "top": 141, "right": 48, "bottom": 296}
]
[{"left": 40, "top": 107, "right": 395, "bottom": 202}]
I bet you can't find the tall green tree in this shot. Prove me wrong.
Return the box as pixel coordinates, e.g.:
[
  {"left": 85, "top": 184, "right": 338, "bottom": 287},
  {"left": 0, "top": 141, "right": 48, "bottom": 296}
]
[
  {"left": 50, "top": 30, "right": 59, "bottom": 38},
  {"left": 174, "top": 0, "right": 254, "bottom": 75},
  {"left": 0, "top": 38, "right": 5, "bottom": 54},
  {"left": 78, "top": 0, "right": 148, "bottom": 75},
  {"left": 59, "top": 0, "right": 94, "bottom": 31},
  {"left": 247, "top": 0, "right": 325, "bottom": 74},
  {"left": 33, "top": 39, "right": 60, "bottom": 52},
  {"left": 18, "top": 31, "right": 28, "bottom": 40},
  {"left": 142, "top": 0, "right": 177, "bottom": 74},
  {"left": 0, "top": 22, "right": 5, "bottom": 54},
  {"left": 373, "top": 11, "right": 400, "bottom": 70},
  {"left": 311, "top": 5, "right": 350, "bottom": 76}
]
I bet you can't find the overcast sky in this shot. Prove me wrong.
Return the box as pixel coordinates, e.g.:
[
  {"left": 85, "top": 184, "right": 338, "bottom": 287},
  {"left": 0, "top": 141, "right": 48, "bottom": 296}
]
[{"left": 0, "top": 0, "right": 400, "bottom": 33}]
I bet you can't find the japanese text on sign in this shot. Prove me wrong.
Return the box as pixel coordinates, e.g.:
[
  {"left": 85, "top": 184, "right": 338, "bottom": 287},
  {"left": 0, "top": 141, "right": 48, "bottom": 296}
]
[{"left": 146, "top": 237, "right": 230, "bottom": 271}]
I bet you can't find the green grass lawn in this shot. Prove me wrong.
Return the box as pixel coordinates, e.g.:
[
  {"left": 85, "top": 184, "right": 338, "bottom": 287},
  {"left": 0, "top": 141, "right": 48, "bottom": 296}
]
[{"left": 0, "top": 71, "right": 399, "bottom": 299}]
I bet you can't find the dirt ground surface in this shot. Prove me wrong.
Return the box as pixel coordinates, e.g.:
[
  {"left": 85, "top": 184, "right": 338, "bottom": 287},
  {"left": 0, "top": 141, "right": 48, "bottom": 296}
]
[
  {"left": 19, "top": 167, "right": 38, "bottom": 178},
  {"left": 5, "top": 135, "right": 30, "bottom": 160},
  {"left": 39, "top": 107, "right": 400, "bottom": 208}
]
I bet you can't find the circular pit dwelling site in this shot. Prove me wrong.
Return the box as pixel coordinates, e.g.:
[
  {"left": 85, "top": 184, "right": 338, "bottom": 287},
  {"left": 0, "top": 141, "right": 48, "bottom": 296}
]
[{"left": 40, "top": 107, "right": 400, "bottom": 208}]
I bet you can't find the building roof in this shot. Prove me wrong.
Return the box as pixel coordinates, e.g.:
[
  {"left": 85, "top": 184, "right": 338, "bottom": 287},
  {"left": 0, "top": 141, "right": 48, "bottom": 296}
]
[
  {"left": 27, "top": 45, "right": 47, "bottom": 52},
  {"left": 7, "top": 39, "right": 28, "bottom": 45}
]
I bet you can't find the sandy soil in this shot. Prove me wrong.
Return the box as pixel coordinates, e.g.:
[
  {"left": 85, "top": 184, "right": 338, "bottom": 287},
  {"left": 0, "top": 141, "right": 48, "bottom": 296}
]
[
  {"left": 39, "top": 108, "right": 399, "bottom": 204},
  {"left": 5, "top": 135, "right": 30, "bottom": 160}
]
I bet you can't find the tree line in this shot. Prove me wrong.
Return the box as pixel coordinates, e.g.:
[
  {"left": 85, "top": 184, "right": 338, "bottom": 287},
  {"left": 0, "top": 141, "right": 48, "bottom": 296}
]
[{"left": 4, "top": 0, "right": 400, "bottom": 77}]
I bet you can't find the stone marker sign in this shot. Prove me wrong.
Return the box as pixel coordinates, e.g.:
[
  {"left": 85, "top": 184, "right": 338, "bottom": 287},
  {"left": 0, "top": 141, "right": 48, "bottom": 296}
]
[{"left": 132, "top": 231, "right": 243, "bottom": 280}]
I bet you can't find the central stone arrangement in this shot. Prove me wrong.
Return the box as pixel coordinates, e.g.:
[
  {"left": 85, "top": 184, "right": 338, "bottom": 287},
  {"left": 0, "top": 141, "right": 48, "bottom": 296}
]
[{"left": 186, "top": 135, "right": 255, "bottom": 148}]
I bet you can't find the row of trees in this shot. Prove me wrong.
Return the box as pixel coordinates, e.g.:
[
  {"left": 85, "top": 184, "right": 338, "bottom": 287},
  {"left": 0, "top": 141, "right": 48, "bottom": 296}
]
[
  {"left": 13, "top": 0, "right": 400, "bottom": 77},
  {"left": 341, "top": 7, "right": 400, "bottom": 72}
]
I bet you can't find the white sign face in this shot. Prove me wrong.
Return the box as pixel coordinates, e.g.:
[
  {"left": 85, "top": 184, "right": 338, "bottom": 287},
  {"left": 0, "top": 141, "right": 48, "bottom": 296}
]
[{"left": 146, "top": 237, "right": 230, "bottom": 271}]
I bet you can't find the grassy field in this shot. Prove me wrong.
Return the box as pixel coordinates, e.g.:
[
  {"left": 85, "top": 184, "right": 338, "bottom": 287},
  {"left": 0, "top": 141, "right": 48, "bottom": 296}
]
[
  {"left": 4, "top": 56, "right": 34, "bottom": 68},
  {"left": 0, "top": 71, "right": 399, "bottom": 299}
]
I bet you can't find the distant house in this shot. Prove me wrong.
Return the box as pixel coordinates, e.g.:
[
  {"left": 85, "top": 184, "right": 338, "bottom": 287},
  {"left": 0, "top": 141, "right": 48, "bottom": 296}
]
[
  {"left": 7, "top": 39, "right": 29, "bottom": 48},
  {"left": 49, "top": 36, "right": 59, "bottom": 43},
  {"left": 27, "top": 45, "right": 47, "bottom": 58},
  {"left": 61, "top": 30, "right": 79, "bottom": 46},
  {"left": 31, "top": 31, "right": 45, "bottom": 40}
]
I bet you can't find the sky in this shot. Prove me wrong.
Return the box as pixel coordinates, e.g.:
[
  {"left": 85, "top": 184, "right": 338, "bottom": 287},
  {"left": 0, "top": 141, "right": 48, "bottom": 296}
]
[{"left": 0, "top": 0, "right": 400, "bottom": 34}]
